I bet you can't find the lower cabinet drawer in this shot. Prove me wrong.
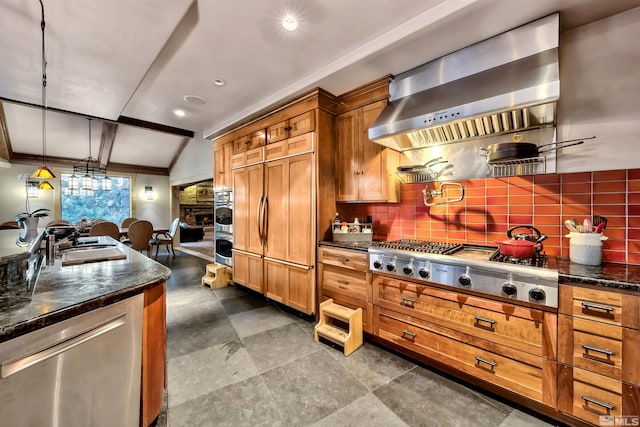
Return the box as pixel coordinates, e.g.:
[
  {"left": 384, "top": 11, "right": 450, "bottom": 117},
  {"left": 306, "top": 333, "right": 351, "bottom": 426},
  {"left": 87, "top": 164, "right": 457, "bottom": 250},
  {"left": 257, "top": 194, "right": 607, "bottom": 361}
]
[
  {"left": 374, "top": 276, "right": 557, "bottom": 359},
  {"left": 377, "top": 307, "right": 555, "bottom": 405},
  {"left": 322, "top": 264, "right": 369, "bottom": 302},
  {"left": 558, "top": 315, "right": 640, "bottom": 384},
  {"left": 558, "top": 365, "right": 640, "bottom": 425},
  {"left": 321, "top": 292, "right": 372, "bottom": 334}
]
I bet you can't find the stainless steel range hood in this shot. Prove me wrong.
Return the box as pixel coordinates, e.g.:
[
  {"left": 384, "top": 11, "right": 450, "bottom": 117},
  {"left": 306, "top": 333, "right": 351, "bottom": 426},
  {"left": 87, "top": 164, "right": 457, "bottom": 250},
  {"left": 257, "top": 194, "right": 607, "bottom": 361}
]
[{"left": 368, "top": 13, "right": 559, "bottom": 152}]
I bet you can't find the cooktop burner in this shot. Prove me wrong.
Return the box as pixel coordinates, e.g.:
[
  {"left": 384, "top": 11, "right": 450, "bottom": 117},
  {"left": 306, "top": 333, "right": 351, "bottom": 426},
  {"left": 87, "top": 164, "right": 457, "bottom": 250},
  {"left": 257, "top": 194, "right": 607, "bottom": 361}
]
[{"left": 491, "top": 252, "right": 548, "bottom": 267}]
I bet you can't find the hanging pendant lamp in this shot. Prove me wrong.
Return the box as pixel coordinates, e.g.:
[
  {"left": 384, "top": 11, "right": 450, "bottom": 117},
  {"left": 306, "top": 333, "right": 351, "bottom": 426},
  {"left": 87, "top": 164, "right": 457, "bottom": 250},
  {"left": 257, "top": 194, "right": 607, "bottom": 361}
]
[{"left": 31, "top": 0, "right": 55, "bottom": 188}]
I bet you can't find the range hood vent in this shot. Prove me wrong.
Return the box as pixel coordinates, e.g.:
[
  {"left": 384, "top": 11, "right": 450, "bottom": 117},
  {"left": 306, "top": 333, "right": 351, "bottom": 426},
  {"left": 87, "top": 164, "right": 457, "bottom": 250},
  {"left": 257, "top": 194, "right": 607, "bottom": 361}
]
[{"left": 369, "top": 14, "right": 559, "bottom": 152}]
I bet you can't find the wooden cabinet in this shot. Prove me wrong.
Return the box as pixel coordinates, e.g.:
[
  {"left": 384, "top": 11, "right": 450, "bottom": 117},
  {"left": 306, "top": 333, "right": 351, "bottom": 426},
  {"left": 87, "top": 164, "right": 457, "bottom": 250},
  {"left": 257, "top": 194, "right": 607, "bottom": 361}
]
[
  {"left": 141, "top": 282, "right": 166, "bottom": 427},
  {"left": 264, "top": 153, "right": 313, "bottom": 266},
  {"left": 214, "top": 141, "right": 232, "bottom": 189},
  {"left": 233, "top": 129, "right": 266, "bottom": 154},
  {"left": 232, "top": 163, "right": 263, "bottom": 254},
  {"left": 318, "top": 247, "right": 373, "bottom": 333},
  {"left": 372, "top": 274, "right": 557, "bottom": 407},
  {"left": 335, "top": 100, "right": 399, "bottom": 202},
  {"left": 267, "top": 111, "right": 314, "bottom": 144},
  {"left": 557, "top": 283, "right": 640, "bottom": 424}
]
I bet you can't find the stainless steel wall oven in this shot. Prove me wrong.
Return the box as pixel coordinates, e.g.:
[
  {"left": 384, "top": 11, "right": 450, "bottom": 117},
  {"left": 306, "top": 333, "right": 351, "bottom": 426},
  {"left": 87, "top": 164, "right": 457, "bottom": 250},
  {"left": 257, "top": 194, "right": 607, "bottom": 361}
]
[{"left": 214, "top": 190, "right": 232, "bottom": 267}]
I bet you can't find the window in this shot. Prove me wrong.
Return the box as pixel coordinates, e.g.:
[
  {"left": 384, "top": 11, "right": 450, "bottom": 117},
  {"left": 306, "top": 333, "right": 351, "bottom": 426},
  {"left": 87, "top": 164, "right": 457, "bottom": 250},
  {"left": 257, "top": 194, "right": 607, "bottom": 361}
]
[{"left": 60, "top": 173, "right": 131, "bottom": 223}]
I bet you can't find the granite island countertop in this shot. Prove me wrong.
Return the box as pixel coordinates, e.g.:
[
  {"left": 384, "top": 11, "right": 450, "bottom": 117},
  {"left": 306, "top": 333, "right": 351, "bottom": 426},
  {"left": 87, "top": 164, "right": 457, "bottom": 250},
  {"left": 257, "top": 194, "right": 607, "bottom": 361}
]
[
  {"left": 319, "top": 241, "right": 640, "bottom": 293},
  {"left": 0, "top": 236, "right": 171, "bottom": 343}
]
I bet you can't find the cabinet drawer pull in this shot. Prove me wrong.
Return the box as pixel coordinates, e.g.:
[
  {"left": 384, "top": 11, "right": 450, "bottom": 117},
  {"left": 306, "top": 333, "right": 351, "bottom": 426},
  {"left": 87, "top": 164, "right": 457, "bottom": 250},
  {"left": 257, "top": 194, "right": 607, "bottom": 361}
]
[
  {"left": 581, "top": 395, "right": 614, "bottom": 411},
  {"left": 474, "top": 316, "right": 495, "bottom": 329},
  {"left": 475, "top": 356, "right": 496, "bottom": 369},
  {"left": 581, "top": 301, "right": 614, "bottom": 313},
  {"left": 581, "top": 344, "right": 614, "bottom": 357},
  {"left": 401, "top": 329, "right": 416, "bottom": 339},
  {"left": 337, "top": 257, "right": 350, "bottom": 262},
  {"left": 401, "top": 296, "right": 416, "bottom": 306},
  {"left": 336, "top": 280, "right": 349, "bottom": 285}
]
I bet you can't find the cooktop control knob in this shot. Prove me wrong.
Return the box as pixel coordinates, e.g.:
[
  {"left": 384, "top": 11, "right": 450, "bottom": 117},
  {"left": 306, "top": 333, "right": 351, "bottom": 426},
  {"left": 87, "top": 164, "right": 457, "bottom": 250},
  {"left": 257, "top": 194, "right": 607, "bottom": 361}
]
[
  {"left": 529, "top": 288, "right": 546, "bottom": 301},
  {"left": 403, "top": 265, "right": 413, "bottom": 275},
  {"left": 418, "top": 268, "right": 430, "bottom": 279},
  {"left": 373, "top": 260, "right": 383, "bottom": 270},
  {"left": 502, "top": 282, "right": 517, "bottom": 296},
  {"left": 386, "top": 263, "right": 396, "bottom": 272},
  {"left": 458, "top": 275, "right": 472, "bottom": 287}
]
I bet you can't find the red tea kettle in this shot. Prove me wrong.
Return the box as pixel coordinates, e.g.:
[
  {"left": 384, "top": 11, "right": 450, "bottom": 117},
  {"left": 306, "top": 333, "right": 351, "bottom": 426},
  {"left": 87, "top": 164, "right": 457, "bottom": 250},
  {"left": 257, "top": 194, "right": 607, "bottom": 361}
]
[{"left": 496, "top": 225, "right": 547, "bottom": 258}]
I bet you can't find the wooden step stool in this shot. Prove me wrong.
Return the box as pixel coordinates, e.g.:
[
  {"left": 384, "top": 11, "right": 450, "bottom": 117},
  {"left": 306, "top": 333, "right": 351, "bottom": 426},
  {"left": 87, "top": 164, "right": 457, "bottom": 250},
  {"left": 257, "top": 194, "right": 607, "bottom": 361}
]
[
  {"left": 201, "top": 263, "right": 231, "bottom": 289},
  {"left": 314, "top": 299, "right": 363, "bottom": 356}
]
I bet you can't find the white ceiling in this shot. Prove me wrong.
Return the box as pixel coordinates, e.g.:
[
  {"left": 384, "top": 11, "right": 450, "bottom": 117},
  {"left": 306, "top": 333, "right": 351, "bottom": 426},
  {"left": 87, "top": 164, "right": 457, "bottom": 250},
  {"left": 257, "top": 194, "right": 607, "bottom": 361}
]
[{"left": 1, "top": 0, "right": 638, "bottom": 173}]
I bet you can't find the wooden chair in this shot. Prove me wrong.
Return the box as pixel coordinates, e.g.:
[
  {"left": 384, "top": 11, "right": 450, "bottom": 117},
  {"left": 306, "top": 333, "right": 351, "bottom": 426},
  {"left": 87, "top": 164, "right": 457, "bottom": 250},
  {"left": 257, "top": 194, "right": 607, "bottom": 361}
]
[
  {"left": 46, "top": 220, "right": 71, "bottom": 227},
  {"left": 120, "top": 217, "right": 138, "bottom": 228},
  {"left": 89, "top": 221, "right": 120, "bottom": 241},
  {"left": 125, "top": 220, "right": 153, "bottom": 256},
  {"left": 149, "top": 218, "right": 179, "bottom": 258}
]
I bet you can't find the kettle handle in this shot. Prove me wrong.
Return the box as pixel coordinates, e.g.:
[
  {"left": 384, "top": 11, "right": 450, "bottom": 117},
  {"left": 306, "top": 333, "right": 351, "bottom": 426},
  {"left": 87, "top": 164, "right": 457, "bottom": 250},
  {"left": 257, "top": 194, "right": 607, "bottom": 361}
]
[{"left": 507, "top": 225, "right": 543, "bottom": 240}]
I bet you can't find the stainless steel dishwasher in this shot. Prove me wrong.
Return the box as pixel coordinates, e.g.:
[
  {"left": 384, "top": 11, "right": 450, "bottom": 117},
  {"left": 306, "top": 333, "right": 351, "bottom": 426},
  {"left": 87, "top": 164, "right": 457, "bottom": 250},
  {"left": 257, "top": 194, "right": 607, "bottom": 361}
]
[{"left": 0, "top": 294, "right": 143, "bottom": 427}]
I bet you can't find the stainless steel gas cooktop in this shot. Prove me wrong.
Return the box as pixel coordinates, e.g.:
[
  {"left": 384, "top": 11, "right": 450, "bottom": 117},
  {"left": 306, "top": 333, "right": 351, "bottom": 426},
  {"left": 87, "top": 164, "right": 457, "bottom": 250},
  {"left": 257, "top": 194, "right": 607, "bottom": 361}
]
[{"left": 368, "top": 239, "right": 558, "bottom": 308}]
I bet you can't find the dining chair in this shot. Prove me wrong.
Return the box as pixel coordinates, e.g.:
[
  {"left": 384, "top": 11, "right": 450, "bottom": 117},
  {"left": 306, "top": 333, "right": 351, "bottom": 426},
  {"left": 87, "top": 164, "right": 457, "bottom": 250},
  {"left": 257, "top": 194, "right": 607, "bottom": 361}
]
[
  {"left": 149, "top": 218, "right": 179, "bottom": 258},
  {"left": 120, "top": 217, "right": 138, "bottom": 228},
  {"left": 125, "top": 220, "right": 153, "bottom": 256},
  {"left": 46, "top": 220, "right": 71, "bottom": 227},
  {"left": 89, "top": 221, "right": 120, "bottom": 241},
  {"left": 0, "top": 221, "right": 20, "bottom": 229}
]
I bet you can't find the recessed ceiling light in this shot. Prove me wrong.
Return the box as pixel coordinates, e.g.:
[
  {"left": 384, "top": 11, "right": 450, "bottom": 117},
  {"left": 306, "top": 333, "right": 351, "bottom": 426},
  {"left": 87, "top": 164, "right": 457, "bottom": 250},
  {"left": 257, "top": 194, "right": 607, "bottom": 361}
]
[
  {"left": 183, "top": 95, "right": 207, "bottom": 105},
  {"left": 212, "top": 79, "right": 225, "bottom": 87},
  {"left": 174, "top": 109, "right": 185, "bottom": 117},
  {"left": 281, "top": 15, "right": 298, "bottom": 31}
]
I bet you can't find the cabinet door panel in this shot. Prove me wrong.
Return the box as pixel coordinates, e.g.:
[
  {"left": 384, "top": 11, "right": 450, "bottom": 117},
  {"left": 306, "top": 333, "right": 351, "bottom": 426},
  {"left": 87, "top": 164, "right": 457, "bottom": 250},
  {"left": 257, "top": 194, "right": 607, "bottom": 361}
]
[
  {"left": 335, "top": 110, "right": 359, "bottom": 201},
  {"left": 287, "top": 153, "right": 313, "bottom": 266},
  {"left": 233, "top": 164, "right": 264, "bottom": 253},
  {"left": 233, "top": 251, "right": 264, "bottom": 294},
  {"left": 359, "top": 100, "right": 387, "bottom": 201},
  {"left": 265, "top": 160, "right": 287, "bottom": 260}
]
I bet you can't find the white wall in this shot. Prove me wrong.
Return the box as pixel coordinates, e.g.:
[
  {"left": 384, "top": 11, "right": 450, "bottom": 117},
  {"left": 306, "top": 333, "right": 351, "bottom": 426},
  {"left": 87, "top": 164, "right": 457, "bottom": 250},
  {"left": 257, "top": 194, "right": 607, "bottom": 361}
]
[
  {"left": 0, "top": 163, "right": 54, "bottom": 224},
  {"left": 134, "top": 173, "right": 171, "bottom": 229},
  {"left": 557, "top": 6, "right": 640, "bottom": 172},
  {"left": 169, "top": 137, "right": 213, "bottom": 186}
]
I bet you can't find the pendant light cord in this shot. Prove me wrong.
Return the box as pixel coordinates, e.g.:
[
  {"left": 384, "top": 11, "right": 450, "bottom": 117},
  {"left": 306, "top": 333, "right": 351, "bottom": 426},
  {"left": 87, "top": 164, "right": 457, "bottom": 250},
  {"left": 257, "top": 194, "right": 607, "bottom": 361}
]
[{"left": 39, "top": 0, "right": 47, "bottom": 166}]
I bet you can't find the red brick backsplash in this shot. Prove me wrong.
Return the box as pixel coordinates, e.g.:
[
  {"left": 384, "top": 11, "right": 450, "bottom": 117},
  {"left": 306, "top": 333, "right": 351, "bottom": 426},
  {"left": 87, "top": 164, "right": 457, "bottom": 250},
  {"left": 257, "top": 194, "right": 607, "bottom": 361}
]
[{"left": 338, "top": 168, "right": 640, "bottom": 265}]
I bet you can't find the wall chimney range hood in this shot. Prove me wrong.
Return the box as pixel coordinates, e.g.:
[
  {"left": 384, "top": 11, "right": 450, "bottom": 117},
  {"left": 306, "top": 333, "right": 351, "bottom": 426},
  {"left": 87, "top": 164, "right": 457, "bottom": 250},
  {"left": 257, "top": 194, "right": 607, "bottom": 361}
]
[{"left": 368, "top": 14, "right": 559, "bottom": 152}]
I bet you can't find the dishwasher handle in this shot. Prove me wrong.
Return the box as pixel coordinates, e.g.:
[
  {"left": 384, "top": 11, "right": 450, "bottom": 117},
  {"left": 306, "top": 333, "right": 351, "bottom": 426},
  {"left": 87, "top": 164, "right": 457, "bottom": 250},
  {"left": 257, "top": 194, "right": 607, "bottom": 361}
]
[{"left": 1, "top": 313, "right": 127, "bottom": 378}]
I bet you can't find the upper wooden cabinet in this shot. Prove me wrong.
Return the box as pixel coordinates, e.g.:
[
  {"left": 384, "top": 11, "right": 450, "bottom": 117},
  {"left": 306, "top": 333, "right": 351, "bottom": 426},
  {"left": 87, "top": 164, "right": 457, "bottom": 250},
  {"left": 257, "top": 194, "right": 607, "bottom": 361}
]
[
  {"left": 266, "top": 111, "right": 315, "bottom": 144},
  {"left": 336, "top": 99, "right": 399, "bottom": 202},
  {"left": 233, "top": 129, "right": 266, "bottom": 154},
  {"left": 214, "top": 141, "right": 232, "bottom": 189}
]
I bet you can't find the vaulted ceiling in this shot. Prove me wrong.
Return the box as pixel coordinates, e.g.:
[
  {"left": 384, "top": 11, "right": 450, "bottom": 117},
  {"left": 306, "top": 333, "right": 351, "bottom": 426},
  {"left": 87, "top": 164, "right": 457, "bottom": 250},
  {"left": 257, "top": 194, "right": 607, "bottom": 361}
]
[{"left": 1, "top": 0, "right": 637, "bottom": 175}]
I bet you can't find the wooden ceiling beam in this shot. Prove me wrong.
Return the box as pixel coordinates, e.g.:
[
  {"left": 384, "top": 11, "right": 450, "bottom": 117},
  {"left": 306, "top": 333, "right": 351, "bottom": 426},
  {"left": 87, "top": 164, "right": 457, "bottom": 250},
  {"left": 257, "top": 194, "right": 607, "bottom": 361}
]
[
  {"left": 0, "top": 103, "right": 13, "bottom": 162},
  {"left": 99, "top": 122, "right": 118, "bottom": 167}
]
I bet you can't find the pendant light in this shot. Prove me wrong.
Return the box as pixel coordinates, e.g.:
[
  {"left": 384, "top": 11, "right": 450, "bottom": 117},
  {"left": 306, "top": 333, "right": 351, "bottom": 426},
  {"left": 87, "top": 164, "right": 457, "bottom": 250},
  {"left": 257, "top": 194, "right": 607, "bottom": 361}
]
[
  {"left": 31, "top": 0, "right": 55, "bottom": 189},
  {"left": 73, "top": 118, "right": 110, "bottom": 196}
]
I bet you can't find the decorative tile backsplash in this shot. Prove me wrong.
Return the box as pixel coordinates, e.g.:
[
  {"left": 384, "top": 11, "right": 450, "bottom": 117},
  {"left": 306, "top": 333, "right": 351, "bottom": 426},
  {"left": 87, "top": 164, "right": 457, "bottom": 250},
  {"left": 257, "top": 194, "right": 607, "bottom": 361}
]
[{"left": 338, "top": 169, "right": 640, "bottom": 265}]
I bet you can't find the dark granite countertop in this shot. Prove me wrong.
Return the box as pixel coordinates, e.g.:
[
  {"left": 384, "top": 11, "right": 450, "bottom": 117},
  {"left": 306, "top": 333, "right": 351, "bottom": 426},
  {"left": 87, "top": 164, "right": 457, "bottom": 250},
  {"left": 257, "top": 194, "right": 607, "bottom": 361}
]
[
  {"left": 556, "top": 257, "right": 640, "bottom": 292},
  {"left": 319, "top": 241, "right": 640, "bottom": 293},
  {"left": 0, "top": 236, "right": 171, "bottom": 343}
]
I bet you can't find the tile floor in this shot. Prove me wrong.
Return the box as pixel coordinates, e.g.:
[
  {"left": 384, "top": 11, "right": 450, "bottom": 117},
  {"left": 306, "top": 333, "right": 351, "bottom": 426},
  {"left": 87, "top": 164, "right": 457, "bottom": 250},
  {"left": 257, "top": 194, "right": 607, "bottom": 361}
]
[{"left": 156, "top": 252, "right": 565, "bottom": 427}]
